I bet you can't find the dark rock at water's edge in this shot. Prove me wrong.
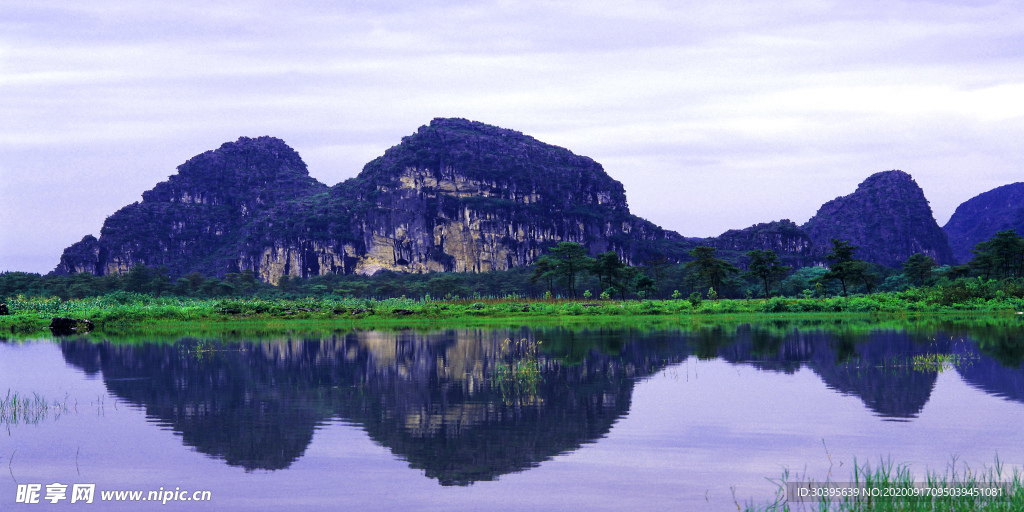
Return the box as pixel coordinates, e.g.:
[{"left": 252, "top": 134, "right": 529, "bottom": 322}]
[
  {"left": 49, "top": 317, "right": 94, "bottom": 336},
  {"left": 0, "top": 302, "right": 8, "bottom": 315},
  {"left": 943, "top": 182, "right": 1024, "bottom": 264},
  {"left": 54, "top": 119, "right": 691, "bottom": 284}
]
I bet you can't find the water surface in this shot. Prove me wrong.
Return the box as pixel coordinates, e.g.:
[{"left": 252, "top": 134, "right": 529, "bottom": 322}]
[{"left": 2, "top": 319, "right": 1023, "bottom": 510}]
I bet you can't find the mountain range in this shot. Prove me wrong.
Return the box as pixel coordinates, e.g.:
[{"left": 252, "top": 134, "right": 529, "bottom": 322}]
[{"left": 54, "top": 118, "right": 1023, "bottom": 283}]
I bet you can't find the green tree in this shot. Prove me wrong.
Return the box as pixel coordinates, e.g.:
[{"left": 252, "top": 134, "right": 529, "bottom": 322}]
[
  {"left": 780, "top": 266, "right": 830, "bottom": 297},
  {"left": 530, "top": 255, "right": 558, "bottom": 296},
  {"left": 821, "top": 239, "right": 874, "bottom": 296},
  {"left": 970, "top": 230, "right": 1024, "bottom": 279},
  {"left": 642, "top": 254, "right": 671, "bottom": 299},
  {"left": 635, "top": 275, "right": 657, "bottom": 300},
  {"left": 548, "top": 242, "right": 594, "bottom": 299},
  {"left": 684, "top": 246, "right": 738, "bottom": 297},
  {"left": 124, "top": 265, "right": 155, "bottom": 293},
  {"left": 901, "top": 253, "right": 937, "bottom": 287},
  {"left": 225, "top": 270, "right": 260, "bottom": 295},
  {"left": 428, "top": 274, "right": 465, "bottom": 299},
  {"left": 743, "top": 250, "right": 791, "bottom": 298},
  {"left": 592, "top": 251, "right": 626, "bottom": 292}
]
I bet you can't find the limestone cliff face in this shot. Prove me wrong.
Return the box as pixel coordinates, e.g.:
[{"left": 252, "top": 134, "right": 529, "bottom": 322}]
[
  {"left": 943, "top": 182, "right": 1024, "bottom": 263},
  {"left": 801, "top": 170, "right": 954, "bottom": 267},
  {"left": 55, "top": 119, "right": 688, "bottom": 283},
  {"left": 233, "top": 118, "right": 688, "bottom": 283}
]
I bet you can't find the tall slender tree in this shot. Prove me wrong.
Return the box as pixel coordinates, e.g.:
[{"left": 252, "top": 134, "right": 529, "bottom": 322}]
[
  {"left": 548, "top": 242, "right": 594, "bottom": 299},
  {"left": 902, "top": 253, "right": 937, "bottom": 286},
  {"left": 744, "top": 250, "right": 791, "bottom": 298},
  {"left": 530, "top": 255, "right": 558, "bottom": 296},
  {"left": 684, "top": 246, "right": 738, "bottom": 297},
  {"left": 642, "top": 254, "right": 671, "bottom": 299},
  {"left": 821, "top": 239, "right": 873, "bottom": 296},
  {"left": 592, "top": 251, "right": 631, "bottom": 298}
]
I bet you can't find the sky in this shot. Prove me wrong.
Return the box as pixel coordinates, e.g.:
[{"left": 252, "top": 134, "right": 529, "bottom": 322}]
[{"left": 2, "top": 0, "right": 1023, "bottom": 274}]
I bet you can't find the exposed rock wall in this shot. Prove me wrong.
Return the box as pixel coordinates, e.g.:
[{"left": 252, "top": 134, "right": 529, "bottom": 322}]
[
  {"left": 54, "top": 136, "right": 327, "bottom": 280},
  {"left": 703, "top": 220, "right": 814, "bottom": 265}
]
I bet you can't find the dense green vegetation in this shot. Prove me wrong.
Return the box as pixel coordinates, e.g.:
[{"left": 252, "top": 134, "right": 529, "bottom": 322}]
[
  {"left": 1, "top": 282, "right": 1022, "bottom": 339},
  {"left": 3, "top": 230, "right": 1022, "bottom": 338}
]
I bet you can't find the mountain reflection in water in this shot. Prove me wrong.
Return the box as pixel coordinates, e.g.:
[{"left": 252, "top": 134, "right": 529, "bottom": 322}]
[{"left": 57, "top": 323, "right": 1024, "bottom": 485}]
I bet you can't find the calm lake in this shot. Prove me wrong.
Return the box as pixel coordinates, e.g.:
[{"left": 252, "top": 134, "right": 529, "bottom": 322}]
[{"left": 2, "top": 318, "right": 1023, "bottom": 510}]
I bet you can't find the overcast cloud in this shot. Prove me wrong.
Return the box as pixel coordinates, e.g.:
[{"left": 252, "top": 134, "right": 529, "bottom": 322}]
[{"left": 3, "top": 0, "right": 1023, "bottom": 273}]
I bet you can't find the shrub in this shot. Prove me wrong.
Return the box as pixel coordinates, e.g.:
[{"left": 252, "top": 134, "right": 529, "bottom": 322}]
[{"left": 759, "top": 297, "right": 790, "bottom": 313}]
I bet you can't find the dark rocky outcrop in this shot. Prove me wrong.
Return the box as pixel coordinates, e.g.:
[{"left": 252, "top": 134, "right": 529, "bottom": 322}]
[
  {"left": 700, "top": 172, "right": 958, "bottom": 268},
  {"left": 703, "top": 220, "right": 814, "bottom": 266},
  {"left": 48, "top": 317, "right": 94, "bottom": 336},
  {"left": 801, "top": 170, "right": 954, "bottom": 267},
  {"left": 942, "top": 182, "right": 1024, "bottom": 264},
  {"left": 54, "top": 136, "right": 326, "bottom": 278},
  {"left": 55, "top": 119, "right": 691, "bottom": 284},
  {"left": 236, "top": 118, "right": 691, "bottom": 281}
]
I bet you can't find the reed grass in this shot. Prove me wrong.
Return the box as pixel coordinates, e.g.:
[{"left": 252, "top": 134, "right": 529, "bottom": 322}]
[
  {"left": 0, "top": 390, "right": 69, "bottom": 426},
  {"left": 746, "top": 458, "right": 1024, "bottom": 511},
  {"left": 492, "top": 338, "right": 542, "bottom": 390}
]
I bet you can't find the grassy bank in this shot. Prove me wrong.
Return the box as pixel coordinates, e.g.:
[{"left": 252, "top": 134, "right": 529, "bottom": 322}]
[
  {"left": 746, "top": 459, "right": 1024, "bottom": 511},
  {"left": 1, "top": 292, "right": 1022, "bottom": 338}
]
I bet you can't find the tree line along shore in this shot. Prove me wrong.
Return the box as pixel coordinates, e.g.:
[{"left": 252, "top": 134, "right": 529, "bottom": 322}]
[{"left": 2, "top": 230, "right": 1022, "bottom": 336}]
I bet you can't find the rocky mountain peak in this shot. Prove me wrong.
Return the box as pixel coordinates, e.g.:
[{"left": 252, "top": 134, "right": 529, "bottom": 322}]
[
  {"left": 801, "top": 170, "right": 954, "bottom": 266},
  {"left": 348, "top": 118, "right": 627, "bottom": 213},
  {"left": 858, "top": 169, "right": 914, "bottom": 187},
  {"left": 141, "top": 136, "right": 325, "bottom": 210}
]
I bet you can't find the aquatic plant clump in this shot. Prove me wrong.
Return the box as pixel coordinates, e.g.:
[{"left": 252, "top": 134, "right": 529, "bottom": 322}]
[
  {"left": 491, "top": 338, "right": 543, "bottom": 399},
  {"left": 0, "top": 390, "right": 70, "bottom": 426}
]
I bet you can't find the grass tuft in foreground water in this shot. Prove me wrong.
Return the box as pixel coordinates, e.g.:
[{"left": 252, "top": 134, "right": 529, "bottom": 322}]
[
  {"left": 746, "top": 458, "right": 1024, "bottom": 512},
  {"left": 491, "top": 338, "right": 543, "bottom": 403},
  {"left": 0, "top": 390, "right": 70, "bottom": 426}
]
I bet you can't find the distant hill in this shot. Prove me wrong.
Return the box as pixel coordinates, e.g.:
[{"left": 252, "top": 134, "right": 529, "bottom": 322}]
[
  {"left": 942, "top": 182, "right": 1024, "bottom": 263},
  {"left": 702, "top": 220, "right": 814, "bottom": 266}
]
